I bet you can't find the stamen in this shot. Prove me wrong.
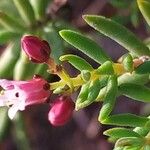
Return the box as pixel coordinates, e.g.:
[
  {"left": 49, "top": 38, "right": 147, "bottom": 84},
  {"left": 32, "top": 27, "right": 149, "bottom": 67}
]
[
  {"left": 33, "top": 74, "right": 42, "bottom": 79},
  {"left": 15, "top": 92, "right": 19, "bottom": 97},
  {"left": 43, "top": 83, "right": 50, "bottom": 90}
]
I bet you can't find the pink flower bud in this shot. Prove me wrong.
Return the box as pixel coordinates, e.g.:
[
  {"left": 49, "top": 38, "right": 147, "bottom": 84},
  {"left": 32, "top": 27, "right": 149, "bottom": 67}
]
[
  {"left": 21, "top": 35, "right": 51, "bottom": 63},
  {"left": 48, "top": 96, "right": 75, "bottom": 126}
]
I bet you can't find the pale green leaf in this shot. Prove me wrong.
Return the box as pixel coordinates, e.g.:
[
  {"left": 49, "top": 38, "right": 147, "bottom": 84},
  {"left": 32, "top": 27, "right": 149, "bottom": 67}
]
[
  {"left": 13, "top": 0, "right": 35, "bottom": 26},
  {"left": 60, "top": 54, "right": 93, "bottom": 71},
  {"left": 59, "top": 30, "right": 112, "bottom": 64},
  {"left": 119, "top": 83, "right": 150, "bottom": 102},
  {"left": 102, "top": 113, "right": 149, "bottom": 127},
  {"left": 83, "top": 15, "right": 150, "bottom": 56},
  {"left": 137, "top": 0, "right": 150, "bottom": 27},
  {"left": 104, "top": 128, "right": 142, "bottom": 139}
]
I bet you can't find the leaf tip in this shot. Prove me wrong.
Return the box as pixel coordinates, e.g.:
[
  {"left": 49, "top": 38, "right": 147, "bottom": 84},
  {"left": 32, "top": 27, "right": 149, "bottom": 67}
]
[
  {"left": 59, "top": 55, "right": 64, "bottom": 61},
  {"left": 82, "top": 15, "right": 94, "bottom": 22},
  {"left": 59, "top": 30, "right": 66, "bottom": 37}
]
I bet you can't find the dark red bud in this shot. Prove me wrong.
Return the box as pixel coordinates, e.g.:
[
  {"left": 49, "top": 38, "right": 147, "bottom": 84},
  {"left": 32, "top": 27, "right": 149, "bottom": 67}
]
[
  {"left": 48, "top": 96, "right": 75, "bottom": 126},
  {"left": 21, "top": 35, "right": 51, "bottom": 63}
]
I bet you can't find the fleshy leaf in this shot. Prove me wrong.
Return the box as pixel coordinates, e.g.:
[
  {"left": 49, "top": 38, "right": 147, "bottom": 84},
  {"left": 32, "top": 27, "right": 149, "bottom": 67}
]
[
  {"left": 96, "top": 61, "right": 114, "bottom": 75},
  {"left": 135, "top": 61, "right": 150, "bottom": 74},
  {"left": 133, "top": 126, "right": 149, "bottom": 136},
  {"left": 102, "top": 113, "right": 149, "bottom": 127},
  {"left": 0, "top": 30, "right": 19, "bottom": 44},
  {"left": 14, "top": 51, "right": 37, "bottom": 80},
  {"left": 99, "top": 75, "right": 117, "bottom": 121},
  {"left": 60, "top": 54, "right": 93, "bottom": 71},
  {"left": 109, "top": 0, "right": 132, "bottom": 8},
  {"left": 96, "top": 73, "right": 149, "bottom": 102},
  {"left": 104, "top": 128, "right": 142, "bottom": 139},
  {"left": 76, "top": 78, "right": 101, "bottom": 110},
  {"left": 118, "top": 73, "right": 149, "bottom": 85},
  {"left": 29, "top": 0, "right": 49, "bottom": 21},
  {"left": 122, "top": 54, "right": 133, "bottom": 72},
  {"left": 115, "top": 137, "right": 144, "bottom": 148},
  {"left": 0, "top": 42, "right": 20, "bottom": 78},
  {"left": 59, "top": 30, "right": 112, "bottom": 64},
  {"left": 75, "top": 81, "right": 90, "bottom": 110},
  {"left": 83, "top": 15, "right": 150, "bottom": 56},
  {"left": 0, "top": 12, "right": 25, "bottom": 32},
  {"left": 81, "top": 70, "right": 91, "bottom": 82},
  {"left": 0, "top": 107, "right": 10, "bottom": 141},
  {"left": 13, "top": 0, "right": 35, "bottom": 26},
  {"left": 119, "top": 83, "right": 150, "bottom": 102},
  {"left": 44, "top": 24, "right": 64, "bottom": 63},
  {"left": 137, "top": 0, "right": 150, "bottom": 27}
]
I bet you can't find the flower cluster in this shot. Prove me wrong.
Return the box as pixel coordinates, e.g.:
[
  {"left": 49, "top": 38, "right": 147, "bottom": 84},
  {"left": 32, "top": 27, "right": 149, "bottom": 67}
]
[
  {"left": 0, "top": 35, "right": 74, "bottom": 126},
  {"left": 0, "top": 76, "right": 51, "bottom": 119}
]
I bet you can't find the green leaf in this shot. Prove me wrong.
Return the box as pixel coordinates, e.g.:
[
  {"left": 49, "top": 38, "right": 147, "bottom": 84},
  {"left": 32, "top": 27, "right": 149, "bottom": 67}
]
[
  {"left": 13, "top": 113, "right": 30, "bottom": 150},
  {"left": 13, "top": 0, "right": 35, "bottom": 26},
  {"left": 13, "top": 51, "right": 37, "bottom": 80},
  {"left": 0, "top": 107, "right": 10, "bottom": 141},
  {"left": 124, "top": 146, "right": 143, "bottom": 150},
  {"left": 75, "top": 81, "right": 90, "bottom": 110},
  {"left": 59, "top": 30, "right": 112, "bottom": 64},
  {"left": 104, "top": 128, "right": 142, "bottom": 139},
  {"left": 96, "top": 73, "right": 149, "bottom": 102},
  {"left": 118, "top": 73, "right": 149, "bottom": 85},
  {"left": 133, "top": 127, "right": 149, "bottom": 136},
  {"left": 29, "top": 0, "right": 50, "bottom": 21},
  {"left": 119, "top": 83, "right": 150, "bottom": 102},
  {"left": 109, "top": 0, "right": 132, "bottom": 8},
  {"left": 34, "top": 63, "right": 49, "bottom": 79},
  {"left": 0, "top": 0, "right": 19, "bottom": 17},
  {"left": 114, "top": 146, "right": 141, "bottom": 150},
  {"left": 130, "top": 1, "right": 140, "bottom": 28},
  {"left": 0, "top": 30, "right": 19, "bottom": 44},
  {"left": 44, "top": 25, "right": 64, "bottom": 63},
  {"left": 96, "top": 61, "right": 114, "bottom": 75},
  {"left": 76, "top": 78, "right": 102, "bottom": 110},
  {"left": 83, "top": 15, "right": 150, "bottom": 56},
  {"left": 115, "top": 137, "right": 144, "bottom": 148},
  {"left": 102, "top": 113, "right": 149, "bottom": 127},
  {"left": 135, "top": 61, "right": 150, "bottom": 74},
  {"left": 60, "top": 54, "right": 93, "bottom": 71},
  {"left": 81, "top": 70, "right": 91, "bottom": 82},
  {"left": 0, "top": 12, "right": 25, "bottom": 32},
  {"left": 99, "top": 75, "right": 117, "bottom": 121},
  {"left": 122, "top": 54, "right": 133, "bottom": 72},
  {"left": 143, "top": 145, "right": 150, "bottom": 150},
  {"left": 111, "top": 15, "right": 130, "bottom": 25},
  {"left": 0, "top": 42, "right": 20, "bottom": 78},
  {"left": 137, "top": 0, "right": 150, "bottom": 27},
  {"left": 113, "top": 147, "right": 124, "bottom": 150},
  {"left": 86, "top": 79, "right": 102, "bottom": 103}
]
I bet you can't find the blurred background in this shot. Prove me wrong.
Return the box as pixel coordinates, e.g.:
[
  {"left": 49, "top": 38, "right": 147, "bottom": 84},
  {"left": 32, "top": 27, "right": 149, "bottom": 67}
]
[{"left": 0, "top": 0, "right": 150, "bottom": 150}]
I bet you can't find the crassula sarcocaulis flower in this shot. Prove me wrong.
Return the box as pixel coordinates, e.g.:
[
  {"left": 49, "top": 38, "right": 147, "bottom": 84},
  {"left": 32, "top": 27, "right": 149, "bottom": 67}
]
[
  {"left": 48, "top": 96, "right": 75, "bottom": 126},
  {"left": 0, "top": 75, "right": 51, "bottom": 119},
  {"left": 21, "top": 35, "right": 51, "bottom": 63}
]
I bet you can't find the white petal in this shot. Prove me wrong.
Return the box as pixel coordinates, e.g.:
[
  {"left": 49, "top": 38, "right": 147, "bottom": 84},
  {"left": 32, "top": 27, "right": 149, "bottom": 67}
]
[{"left": 8, "top": 104, "right": 19, "bottom": 120}]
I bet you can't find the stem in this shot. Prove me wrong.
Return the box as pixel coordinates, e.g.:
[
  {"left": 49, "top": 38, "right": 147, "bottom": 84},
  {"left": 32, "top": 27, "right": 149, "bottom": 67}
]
[
  {"left": 50, "top": 75, "right": 84, "bottom": 90},
  {"left": 50, "top": 62, "right": 127, "bottom": 92}
]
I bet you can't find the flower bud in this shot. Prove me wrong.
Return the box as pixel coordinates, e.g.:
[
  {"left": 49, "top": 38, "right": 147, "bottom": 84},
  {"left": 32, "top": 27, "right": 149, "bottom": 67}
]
[
  {"left": 48, "top": 96, "right": 75, "bottom": 126},
  {"left": 21, "top": 35, "right": 51, "bottom": 63}
]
